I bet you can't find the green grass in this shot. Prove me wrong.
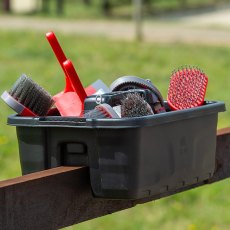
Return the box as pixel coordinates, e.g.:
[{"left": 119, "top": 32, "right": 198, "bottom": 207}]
[{"left": 0, "top": 30, "right": 229, "bottom": 229}]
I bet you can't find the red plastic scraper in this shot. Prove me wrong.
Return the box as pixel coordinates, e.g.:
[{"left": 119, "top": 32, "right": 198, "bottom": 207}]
[
  {"left": 46, "top": 32, "right": 86, "bottom": 116},
  {"left": 46, "top": 32, "right": 110, "bottom": 96},
  {"left": 167, "top": 66, "right": 208, "bottom": 110},
  {"left": 46, "top": 31, "right": 110, "bottom": 115},
  {"left": 46, "top": 31, "right": 73, "bottom": 95},
  {"left": 56, "top": 59, "right": 87, "bottom": 116}
]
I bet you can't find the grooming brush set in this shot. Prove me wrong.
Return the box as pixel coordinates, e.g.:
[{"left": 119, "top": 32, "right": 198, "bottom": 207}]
[
  {"left": 1, "top": 32, "right": 226, "bottom": 200},
  {"left": 0, "top": 32, "right": 209, "bottom": 119}
]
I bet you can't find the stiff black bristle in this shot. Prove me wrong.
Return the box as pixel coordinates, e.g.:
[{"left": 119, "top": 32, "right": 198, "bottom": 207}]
[
  {"left": 121, "top": 93, "right": 154, "bottom": 118},
  {"left": 9, "top": 74, "right": 54, "bottom": 116}
]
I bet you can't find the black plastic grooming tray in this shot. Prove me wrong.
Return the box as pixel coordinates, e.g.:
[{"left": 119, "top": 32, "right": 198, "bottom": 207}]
[{"left": 8, "top": 101, "right": 225, "bottom": 199}]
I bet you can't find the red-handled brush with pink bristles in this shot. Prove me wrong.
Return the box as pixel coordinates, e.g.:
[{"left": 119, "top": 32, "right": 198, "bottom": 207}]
[{"left": 167, "top": 66, "right": 208, "bottom": 111}]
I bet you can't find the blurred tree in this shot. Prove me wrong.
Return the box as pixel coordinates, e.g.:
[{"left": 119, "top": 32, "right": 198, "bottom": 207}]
[
  {"left": 83, "top": 0, "right": 91, "bottom": 5},
  {"left": 99, "top": 0, "right": 230, "bottom": 17},
  {"left": 3, "top": 0, "right": 11, "bottom": 12},
  {"left": 101, "top": 0, "right": 152, "bottom": 16},
  {"left": 102, "top": 0, "right": 112, "bottom": 16},
  {"left": 41, "top": 0, "right": 64, "bottom": 15},
  {"left": 41, "top": 0, "right": 50, "bottom": 13},
  {"left": 56, "top": 0, "right": 64, "bottom": 15},
  {"left": 179, "top": 0, "right": 187, "bottom": 8}
]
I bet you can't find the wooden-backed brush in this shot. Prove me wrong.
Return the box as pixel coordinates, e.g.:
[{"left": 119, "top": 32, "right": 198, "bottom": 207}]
[
  {"left": 1, "top": 74, "right": 54, "bottom": 116},
  {"left": 167, "top": 66, "right": 208, "bottom": 110},
  {"left": 121, "top": 93, "right": 154, "bottom": 118}
]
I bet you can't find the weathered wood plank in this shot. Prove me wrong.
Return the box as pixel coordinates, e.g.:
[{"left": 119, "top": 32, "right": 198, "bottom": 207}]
[{"left": 0, "top": 128, "right": 229, "bottom": 230}]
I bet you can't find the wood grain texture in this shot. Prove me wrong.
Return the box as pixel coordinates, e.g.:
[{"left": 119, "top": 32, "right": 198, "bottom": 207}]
[{"left": 0, "top": 129, "right": 229, "bottom": 230}]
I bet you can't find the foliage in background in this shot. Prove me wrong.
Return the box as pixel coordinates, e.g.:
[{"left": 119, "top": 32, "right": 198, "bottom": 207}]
[
  {"left": 0, "top": 30, "right": 229, "bottom": 229},
  {"left": 1, "top": 0, "right": 230, "bottom": 19}
]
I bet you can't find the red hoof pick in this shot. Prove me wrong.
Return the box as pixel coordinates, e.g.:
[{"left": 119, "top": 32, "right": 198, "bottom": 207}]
[{"left": 167, "top": 66, "right": 208, "bottom": 110}]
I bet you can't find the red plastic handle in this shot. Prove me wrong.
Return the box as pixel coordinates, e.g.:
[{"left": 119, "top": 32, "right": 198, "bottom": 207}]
[
  {"left": 21, "top": 107, "right": 37, "bottom": 117},
  {"left": 46, "top": 31, "right": 73, "bottom": 92},
  {"left": 63, "top": 60, "right": 87, "bottom": 103}
]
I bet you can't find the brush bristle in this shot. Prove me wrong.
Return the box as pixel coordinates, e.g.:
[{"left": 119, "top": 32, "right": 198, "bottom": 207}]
[
  {"left": 167, "top": 66, "right": 208, "bottom": 110},
  {"left": 121, "top": 93, "right": 154, "bottom": 118},
  {"left": 84, "top": 104, "right": 119, "bottom": 119},
  {"left": 8, "top": 74, "right": 54, "bottom": 116}
]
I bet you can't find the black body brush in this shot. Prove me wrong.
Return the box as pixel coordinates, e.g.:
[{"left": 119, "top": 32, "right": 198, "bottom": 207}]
[
  {"left": 121, "top": 93, "right": 154, "bottom": 118},
  {"left": 1, "top": 74, "right": 54, "bottom": 116}
]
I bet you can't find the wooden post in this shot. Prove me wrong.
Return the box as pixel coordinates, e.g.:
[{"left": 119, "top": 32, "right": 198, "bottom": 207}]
[
  {"left": 133, "top": 0, "right": 143, "bottom": 41},
  {"left": 0, "top": 128, "right": 229, "bottom": 229}
]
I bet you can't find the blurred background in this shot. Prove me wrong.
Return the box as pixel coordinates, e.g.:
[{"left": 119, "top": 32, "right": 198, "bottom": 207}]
[{"left": 0, "top": 0, "right": 230, "bottom": 229}]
